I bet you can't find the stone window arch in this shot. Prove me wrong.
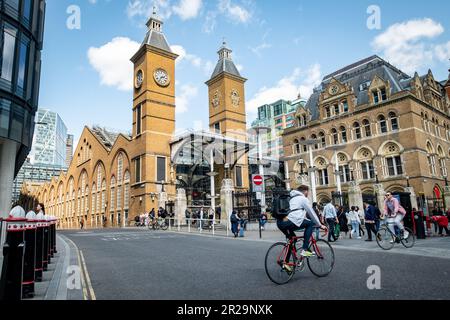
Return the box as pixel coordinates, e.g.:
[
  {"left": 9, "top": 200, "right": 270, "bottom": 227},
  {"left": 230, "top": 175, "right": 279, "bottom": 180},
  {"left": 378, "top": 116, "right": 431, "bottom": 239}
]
[
  {"left": 356, "top": 148, "right": 375, "bottom": 180},
  {"left": 353, "top": 122, "right": 361, "bottom": 140},
  {"left": 315, "top": 157, "right": 329, "bottom": 186},
  {"left": 382, "top": 142, "right": 403, "bottom": 177},
  {"left": 337, "top": 153, "right": 351, "bottom": 183},
  {"left": 110, "top": 176, "right": 116, "bottom": 213},
  {"left": 362, "top": 119, "right": 372, "bottom": 137},
  {"left": 293, "top": 139, "right": 300, "bottom": 154},
  {"left": 437, "top": 145, "right": 447, "bottom": 177},
  {"left": 389, "top": 112, "right": 399, "bottom": 131},
  {"left": 378, "top": 114, "right": 387, "bottom": 134},
  {"left": 318, "top": 131, "right": 326, "bottom": 148},
  {"left": 331, "top": 128, "right": 339, "bottom": 145},
  {"left": 339, "top": 126, "right": 347, "bottom": 143},
  {"left": 311, "top": 134, "right": 319, "bottom": 150},
  {"left": 124, "top": 171, "right": 130, "bottom": 211}
]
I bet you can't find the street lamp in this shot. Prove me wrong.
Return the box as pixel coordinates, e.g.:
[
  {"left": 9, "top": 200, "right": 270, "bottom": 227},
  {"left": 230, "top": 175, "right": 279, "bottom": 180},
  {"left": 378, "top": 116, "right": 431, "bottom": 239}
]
[{"left": 252, "top": 126, "right": 272, "bottom": 212}]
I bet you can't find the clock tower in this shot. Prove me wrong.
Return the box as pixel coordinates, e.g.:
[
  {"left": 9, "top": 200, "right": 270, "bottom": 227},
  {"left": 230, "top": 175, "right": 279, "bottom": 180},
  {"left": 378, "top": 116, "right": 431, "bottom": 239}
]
[
  {"left": 130, "top": 9, "right": 178, "bottom": 212},
  {"left": 206, "top": 42, "right": 247, "bottom": 139}
]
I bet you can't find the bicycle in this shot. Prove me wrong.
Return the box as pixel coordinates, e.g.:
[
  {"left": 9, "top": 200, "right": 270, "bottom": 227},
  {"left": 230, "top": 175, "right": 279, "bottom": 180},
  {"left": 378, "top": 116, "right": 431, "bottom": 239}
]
[
  {"left": 264, "top": 228, "right": 335, "bottom": 285},
  {"left": 148, "top": 217, "right": 169, "bottom": 231},
  {"left": 376, "top": 220, "right": 415, "bottom": 250}
]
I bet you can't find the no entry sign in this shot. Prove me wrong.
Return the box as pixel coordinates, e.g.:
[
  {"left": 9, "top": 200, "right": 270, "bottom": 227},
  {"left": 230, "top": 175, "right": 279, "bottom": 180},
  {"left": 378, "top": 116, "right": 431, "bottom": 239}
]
[{"left": 252, "top": 174, "right": 264, "bottom": 192}]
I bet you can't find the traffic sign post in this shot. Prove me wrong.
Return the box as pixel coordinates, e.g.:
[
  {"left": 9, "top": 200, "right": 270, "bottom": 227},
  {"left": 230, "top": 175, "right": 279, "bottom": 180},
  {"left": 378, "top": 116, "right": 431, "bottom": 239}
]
[{"left": 252, "top": 175, "right": 264, "bottom": 193}]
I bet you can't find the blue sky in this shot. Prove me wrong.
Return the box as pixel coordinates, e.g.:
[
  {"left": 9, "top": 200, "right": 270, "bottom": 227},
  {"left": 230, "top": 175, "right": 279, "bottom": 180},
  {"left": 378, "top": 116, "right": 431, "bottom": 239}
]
[{"left": 40, "top": 0, "right": 450, "bottom": 143}]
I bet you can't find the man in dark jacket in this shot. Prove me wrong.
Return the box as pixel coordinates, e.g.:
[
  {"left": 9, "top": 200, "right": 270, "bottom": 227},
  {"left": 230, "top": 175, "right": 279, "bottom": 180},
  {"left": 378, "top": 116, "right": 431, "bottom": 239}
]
[{"left": 363, "top": 202, "right": 378, "bottom": 241}]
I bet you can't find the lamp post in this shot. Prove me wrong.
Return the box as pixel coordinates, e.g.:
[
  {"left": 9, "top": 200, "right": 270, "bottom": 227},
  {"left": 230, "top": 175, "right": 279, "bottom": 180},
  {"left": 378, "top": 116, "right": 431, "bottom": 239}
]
[
  {"left": 253, "top": 126, "right": 272, "bottom": 212},
  {"left": 298, "top": 139, "right": 321, "bottom": 203}
]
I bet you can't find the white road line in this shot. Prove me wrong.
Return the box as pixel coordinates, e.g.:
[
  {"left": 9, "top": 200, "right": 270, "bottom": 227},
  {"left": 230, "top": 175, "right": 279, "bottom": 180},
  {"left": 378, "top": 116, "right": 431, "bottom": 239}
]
[{"left": 80, "top": 250, "right": 96, "bottom": 300}]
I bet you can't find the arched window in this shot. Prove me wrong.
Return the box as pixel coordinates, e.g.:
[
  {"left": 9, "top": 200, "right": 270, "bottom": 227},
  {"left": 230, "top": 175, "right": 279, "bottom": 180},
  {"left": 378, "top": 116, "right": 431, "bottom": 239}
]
[
  {"left": 378, "top": 115, "right": 387, "bottom": 133},
  {"left": 389, "top": 112, "right": 399, "bottom": 131},
  {"left": 342, "top": 100, "right": 349, "bottom": 113},
  {"left": 337, "top": 153, "right": 351, "bottom": 183},
  {"left": 110, "top": 177, "right": 116, "bottom": 213},
  {"left": 353, "top": 122, "right": 361, "bottom": 140},
  {"left": 427, "top": 142, "right": 437, "bottom": 176},
  {"left": 424, "top": 113, "right": 430, "bottom": 132},
  {"left": 124, "top": 171, "right": 130, "bottom": 210},
  {"left": 294, "top": 139, "right": 300, "bottom": 154},
  {"left": 437, "top": 146, "right": 447, "bottom": 177},
  {"left": 300, "top": 137, "right": 307, "bottom": 153},
  {"left": 363, "top": 119, "right": 372, "bottom": 137},
  {"left": 340, "top": 126, "right": 347, "bottom": 143},
  {"left": 101, "top": 180, "right": 106, "bottom": 214},
  {"left": 331, "top": 129, "right": 339, "bottom": 145},
  {"left": 315, "top": 158, "right": 329, "bottom": 186},
  {"left": 358, "top": 148, "right": 375, "bottom": 180},
  {"left": 318, "top": 132, "right": 326, "bottom": 148},
  {"left": 92, "top": 184, "right": 96, "bottom": 216},
  {"left": 117, "top": 153, "right": 124, "bottom": 184},
  {"left": 311, "top": 134, "right": 319, "bottom": 150},
  {"left": 325, "top": 106, "right": 331, "bottom": 118},
  {"left": 384, "top": 143, "right": 403, "bottom": 177},
  {"left": 85, "top": 186, "right": 89, "bottom": 217}
]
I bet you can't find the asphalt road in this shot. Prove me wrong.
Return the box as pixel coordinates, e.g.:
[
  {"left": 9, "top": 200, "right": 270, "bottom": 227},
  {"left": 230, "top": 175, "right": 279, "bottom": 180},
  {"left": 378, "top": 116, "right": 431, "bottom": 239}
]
[{"left": 61, "top": 228, "right": 450, "bottom": 300}]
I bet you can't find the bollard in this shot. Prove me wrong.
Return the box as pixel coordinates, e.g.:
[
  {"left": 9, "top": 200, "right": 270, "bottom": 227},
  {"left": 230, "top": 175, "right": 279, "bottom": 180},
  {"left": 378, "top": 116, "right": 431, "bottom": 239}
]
[
  {"left": 0, "top": 207, "right": 27, "bottom": 301},
  {"left": 43, "top": 215, "right": 50, "bottom": 269},
  {"left": 51, "top": 216, "right": 57, "bottom": 254},
  {"left": 22, "top": 211, "right": 37, "bottom": 298},
  {"left": 35, "top": 211, "right": 45, "bottom": 280},
  {"left": 48, "top": 216, "right": 54, "bottom": 258}
]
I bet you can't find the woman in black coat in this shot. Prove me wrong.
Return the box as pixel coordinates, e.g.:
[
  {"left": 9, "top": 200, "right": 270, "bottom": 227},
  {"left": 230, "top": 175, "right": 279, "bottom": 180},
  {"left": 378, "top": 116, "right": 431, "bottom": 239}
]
[{"left": 337, "top": 206, "right": 349, "bottom": 237}]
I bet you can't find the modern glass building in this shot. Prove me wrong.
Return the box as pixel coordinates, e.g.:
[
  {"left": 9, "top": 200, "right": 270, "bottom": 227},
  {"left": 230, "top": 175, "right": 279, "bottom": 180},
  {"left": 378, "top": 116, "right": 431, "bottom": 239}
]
[
  {"left": 250, "top": 96, "right": 307, "bottom": 159},
  {"left": 29, "top": 109, "right": 68, "bottom": 166},
  {"left": 0, "top": 0, "right": 46, "bottom": 215}
]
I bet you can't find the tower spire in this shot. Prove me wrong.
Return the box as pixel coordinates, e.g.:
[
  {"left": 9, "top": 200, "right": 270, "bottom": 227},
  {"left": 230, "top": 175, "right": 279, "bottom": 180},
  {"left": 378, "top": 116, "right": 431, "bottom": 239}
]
[{"left": 146, "top": 4, "right": 163, "bottom": 32}]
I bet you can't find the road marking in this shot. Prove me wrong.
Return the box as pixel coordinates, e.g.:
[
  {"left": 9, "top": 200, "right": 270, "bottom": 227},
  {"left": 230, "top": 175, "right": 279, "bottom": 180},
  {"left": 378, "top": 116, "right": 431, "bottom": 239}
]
[
  {"left": 63, "top": 236, "right": 90, "bottom": 300},
  {"left": 80, "top": 250, "right": 96, "bottom": 300}
]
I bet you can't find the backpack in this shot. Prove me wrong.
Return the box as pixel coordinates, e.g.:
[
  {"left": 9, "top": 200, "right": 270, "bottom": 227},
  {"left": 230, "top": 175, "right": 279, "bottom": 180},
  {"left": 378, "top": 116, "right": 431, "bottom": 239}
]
[{"left": 271, "top": 193, "right": 299, "bottom": 220}]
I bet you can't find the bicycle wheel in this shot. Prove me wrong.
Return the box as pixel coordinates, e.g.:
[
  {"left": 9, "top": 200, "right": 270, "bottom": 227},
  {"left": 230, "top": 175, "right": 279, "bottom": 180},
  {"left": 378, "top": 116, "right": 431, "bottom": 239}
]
[
  {"left": 160, "top": 222, "right": 169, "bottom": 231},
  {"left": 401, "top": 227, "right": 415, "bottom": 248},
  {"left": 265, "top": 242, "right": 296, "bottom": 285},
  {"left": 376, "top": 227, "right": 394, "bottom": 250},
  {"left": 307, "top": 240, "right": 335, "bottom": 277}
]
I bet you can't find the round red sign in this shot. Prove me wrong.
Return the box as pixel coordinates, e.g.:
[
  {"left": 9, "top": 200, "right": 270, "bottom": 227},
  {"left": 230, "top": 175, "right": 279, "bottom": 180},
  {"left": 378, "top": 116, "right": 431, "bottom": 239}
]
[{"left": 253, "top": 175, "right": 263, "bottom": 186}]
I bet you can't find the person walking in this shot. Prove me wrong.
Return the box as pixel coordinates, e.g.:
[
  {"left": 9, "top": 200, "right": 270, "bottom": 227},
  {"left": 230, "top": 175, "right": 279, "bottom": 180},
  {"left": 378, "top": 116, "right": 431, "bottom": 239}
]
[
  {"left": 238, "top": 212, "right": 246, "bottom": 237},
  {"left": 363, "top": 202, "right": 378, "bottom": 241},
  {"left": 185, "top": 209, "right": 191, "bottom": 225},
  {"left": 198, "top": 207, "right": 204, "bottom": 230},
  {"left": 374, "top": 204, "right": 382, "bottom": 232},
  {"left": 346, "top": 206, "right": 361, "bottom": 239},
  {"left": 230, "top": 211, "right": 240, "bottom": 238},
  {"left": 312, "top": 202, "right": 324, "bottom": 239},
  {"left": 337, "top": 206, "right": 349, "bottom": 239},
  {"left": 324, "top": 201, "right": 339, "bottom": 242},
  {"left": 260, "top": 211, "right": 268, "bottom": 230},
  {"left": 355, "top": 206, "right": 365, "bottom": 237},
  {"left": 431, "top": 214, "right": 450, "bottom": 236}
]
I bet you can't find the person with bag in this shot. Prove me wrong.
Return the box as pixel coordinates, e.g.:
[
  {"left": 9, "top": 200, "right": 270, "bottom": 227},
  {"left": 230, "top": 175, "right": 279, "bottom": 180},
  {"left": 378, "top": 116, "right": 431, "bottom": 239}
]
[
  {"left": 276, "top": 185, "right": 326, "bottom": 263},
  {"left": 323, "top": 202, "right": 339, "bottom": 242},
  {"left": 230, "top": 211, "right": 240, "bottom": 238}
]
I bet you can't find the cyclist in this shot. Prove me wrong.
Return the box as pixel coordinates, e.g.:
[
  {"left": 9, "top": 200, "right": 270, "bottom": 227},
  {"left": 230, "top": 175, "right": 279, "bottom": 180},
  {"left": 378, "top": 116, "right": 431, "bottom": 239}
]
[
  {"left": 382, "top": 192, "right": 409, "bottom": 240},
  {"left": 277, "top": 185, "right": 327, "bottom": 271}
]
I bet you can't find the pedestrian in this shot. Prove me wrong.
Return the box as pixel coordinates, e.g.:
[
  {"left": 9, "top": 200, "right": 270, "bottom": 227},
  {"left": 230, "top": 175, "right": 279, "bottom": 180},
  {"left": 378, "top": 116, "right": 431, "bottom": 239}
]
[
  {"left": 260, "top": 211, "right": 268, "bottom": 230},
  {"left": 363, "top": 202, "right": 378, "bottom": 241},
  {"left": 185, "top": 209, "right": 191, "bottom": 225},
  {"left": 238, "top": 212, "right": 246, "bottom": 237},
  {"left": 80, "top": 219, "right": 84, "bottom": 230},
  {"left": 323, "top": 201, "right": 339, "bottom": 242},
  {"left": 230, "top": 210, "right": 240, "bottom": 237},
  {"left": 374, "top": 204, "right": 382, "bottom": 232},
  {"left": 355, "top": 206, "right": 365, "bottom": 237},
  {"left": 208, "top": 208, "right": 214, "bottom": 229},
  {"left": 199, "top": 207, "right": 204, "bottom": 230},
  {"left": 216, "top": 206, "right": 222, "bottom": 222},
  {"left": 312, "top": 202, "right": 323, "bottom": 239},
  {"left": 431, "top": 214, "right": 450, "bottom": 236},
  {"left": 336, "top": 206, "right": 350, "bottom": 237},
  {"left": 346, "top": 206, "right": 361, "bottom": 239}
]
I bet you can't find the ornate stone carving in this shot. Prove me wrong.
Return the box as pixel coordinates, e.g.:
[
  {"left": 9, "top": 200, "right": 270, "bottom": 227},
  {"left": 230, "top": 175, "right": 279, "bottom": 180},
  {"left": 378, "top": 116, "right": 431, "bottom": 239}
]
[
  {"left": 212, "top": 90, "right": 221, "bottom": 108},
  {"left": 230, "top": 89, "right": 240, "bottom": 107}
]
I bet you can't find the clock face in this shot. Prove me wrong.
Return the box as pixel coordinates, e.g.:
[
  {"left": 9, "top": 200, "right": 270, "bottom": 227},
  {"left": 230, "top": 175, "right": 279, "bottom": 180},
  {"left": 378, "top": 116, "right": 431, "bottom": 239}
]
[
  {"left": 135, "top": 70, "right": 144, "bottom": 89},
  {"left": 329, "top": 85, "right": 340, "bottom": 95},
  {"left": 154, "top": 68, "right": 170, "bottom": 87}
]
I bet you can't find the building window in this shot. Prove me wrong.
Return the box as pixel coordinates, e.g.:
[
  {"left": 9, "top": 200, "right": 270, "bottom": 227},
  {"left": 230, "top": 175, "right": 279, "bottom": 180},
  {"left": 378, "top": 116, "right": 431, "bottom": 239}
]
[
  {"left": 380, "top": 87, "right": 387, "bottom": 101},
  {"left": 372, "top": 90, "right": 379, "bottom": 104},
  {"left": 319, "top": 132, "right": 326, "bottom": 148},
  {"left": 17, "top": 36, "right": 30, "bottom": 92},
  {"left": 311, "top": 134, "right": 319, "bottom": 150},
  {"left": 274, "top": 104, "right": 283, "bottom": 116},
  {"left": 258, "top": 107, "right": 266, "bottom": 120},
  {"left": 378, "top": 115, "right": 387, "bottom": 133},
  {"left": 1, "top": 24, "right": 17, "bottom": 82},
  {"left": 325, "top": 106, "right": 331, "bottom": 118},
  {"left": 339, "top": 165, "right": 351, "bottom": 183},
  {"left": 213, "top": 122, "right": 220, "bottom": 133},
  {"left": 156, "top": 156, "right": 166, "bottom": 182},
  {"left": 361, "top": 161, "right": 375, "bottom": 180},
  {"left": 235, "top": 166, "right": 243, "bottom": 187},
  {"left": 389, "top": 112, "right": 399, "bottom": 131},
  {"left": 136, "top": 104, "right": 142, "bottom": 135},
  {"left": 353, "top": 122, "right": 361, "bottom": 140},
  {"left": 300, "top": 137, "right": 307, "bottom": 153},
  {"left": 340, "top": 126, "right": 347, "bottom": 143},
  {"left": 135, "top": 156, "right": 142, "bottom": 183},
  {"left": 333, "top": 104, "right": 339, "bottom": 116},
  {"left": 110, "top": 177, "right": 116, "bottom": 212},
  {"left": 318, "top": 169, "right": 329, "bottom": 186},
  {"left": 294, "top": 139, "right": 300, "bottom": 154},
  {"left": 386, "top": 156, "right": 403, "bottom": 176},
  {"left": 342, "top": 100, "right": 349, "bottom": 112},
  {"left": 363, "top": 119, "right": 371, "bottom": 137},
  {"left": 331, "top": 129, "right": 338, "bottom": 145}
]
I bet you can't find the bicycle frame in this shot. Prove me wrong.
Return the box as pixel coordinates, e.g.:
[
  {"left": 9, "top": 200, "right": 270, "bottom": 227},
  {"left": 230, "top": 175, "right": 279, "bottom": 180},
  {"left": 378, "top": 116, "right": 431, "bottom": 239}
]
[{"left": 277, "top": 228, "right": 328, "bottom": 267}]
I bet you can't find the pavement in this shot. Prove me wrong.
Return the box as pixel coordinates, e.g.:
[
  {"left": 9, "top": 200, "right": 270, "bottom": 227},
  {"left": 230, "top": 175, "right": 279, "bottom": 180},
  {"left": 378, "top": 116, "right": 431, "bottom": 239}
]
[{"left": 57, "top": 227, "right": 450, "bottom": 300}]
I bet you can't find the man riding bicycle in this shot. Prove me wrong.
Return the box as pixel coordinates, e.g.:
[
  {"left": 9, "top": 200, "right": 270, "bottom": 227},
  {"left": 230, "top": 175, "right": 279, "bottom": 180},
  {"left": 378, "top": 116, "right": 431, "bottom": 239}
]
[
  {"left": 277, "top": 185, "right": 327, "bottom": 270},
  {"left": 382, "top": 192, "right": 409, "bottom": 240}
]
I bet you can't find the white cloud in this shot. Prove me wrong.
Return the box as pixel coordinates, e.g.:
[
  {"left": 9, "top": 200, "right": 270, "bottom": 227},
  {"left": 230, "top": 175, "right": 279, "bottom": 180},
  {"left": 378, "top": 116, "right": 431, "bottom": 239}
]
[
  {"left": 172, "top": 0, "right": 203, "bottom": 20},
  {"left": 87, "top": 37, "right": 140, "bottom": 91},
  {"left": 176, "top": 84, "right": 199, "bottom": 114},
  {"left": 246, "top": 64, "right": 322, "bottom": 114},
  {"left": 171, "top": 44, "right": 214, "bottom": 75},
  {"left": 126, "top": 0, "right": 202, "bottom": 21},
  {"left": 372, "top": 18, "right": 449, "bottom": 74},
  {"left": 218, "top": 0, "right": 251, "bottom": 23},
  {"left": 435, "top": 41, "right": 450, "bottom": 62}
]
